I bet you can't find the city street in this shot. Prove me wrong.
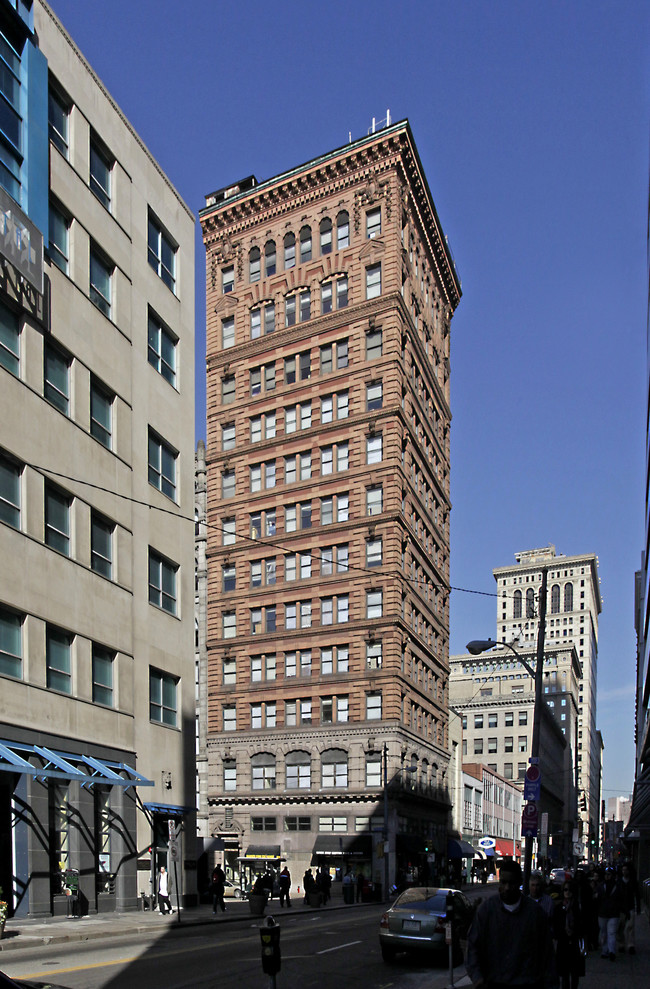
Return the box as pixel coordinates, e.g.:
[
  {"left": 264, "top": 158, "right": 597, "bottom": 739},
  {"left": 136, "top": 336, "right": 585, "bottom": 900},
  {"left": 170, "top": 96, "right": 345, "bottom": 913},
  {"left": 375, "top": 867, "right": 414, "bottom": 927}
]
[{"left": 1, "top": 905, "right": 462, "bottom": 989}]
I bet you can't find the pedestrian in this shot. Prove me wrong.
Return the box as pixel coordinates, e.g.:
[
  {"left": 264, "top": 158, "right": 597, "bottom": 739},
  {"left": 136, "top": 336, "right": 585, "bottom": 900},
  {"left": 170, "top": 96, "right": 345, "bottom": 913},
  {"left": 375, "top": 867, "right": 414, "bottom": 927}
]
[
  {"left": 597, "top": 867, "right": 622, "bottom": 960},
  {"left": 157, "top": 865, "right": 172, "bottom": 915},
  {"left": 586, "top": 874, "right": 600, "bottom": 951},
  {"left": 318, "top": 866, "right": 332, "bottom": 904},
  {"left": 279, "top": 866, "right": 292, "bottom": 908},
  {"left": 618, "top": 861, "right": 641, "bottom": 955},
  {"left": 356, "top": 869, "right": 364, "bottom": 903},
  {"left": 211, "top": 863, "right": 226, "bottom": 914},
  {"left": 529, "top": 871, "right": 555, "bottom": 919},
  {"left": 553, "top": 881, "right": 585, "bottom": 989},
  {"left": 466, "top": 857, "right": 558, "bottom": 989}
]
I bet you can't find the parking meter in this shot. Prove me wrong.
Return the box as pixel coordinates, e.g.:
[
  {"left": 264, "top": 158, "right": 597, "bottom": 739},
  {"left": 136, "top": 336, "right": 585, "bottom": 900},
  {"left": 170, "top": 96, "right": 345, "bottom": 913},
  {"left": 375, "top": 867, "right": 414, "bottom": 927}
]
[{"left": 260, "top": 915, "right": 281, "bottom": 977}]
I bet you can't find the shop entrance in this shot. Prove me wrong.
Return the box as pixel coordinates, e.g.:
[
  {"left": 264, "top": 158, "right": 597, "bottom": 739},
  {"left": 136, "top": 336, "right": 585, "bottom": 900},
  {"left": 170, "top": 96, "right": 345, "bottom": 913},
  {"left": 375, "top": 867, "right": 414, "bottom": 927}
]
[{"left": 0, "top": 779, "right": 13, "bottom": 917}]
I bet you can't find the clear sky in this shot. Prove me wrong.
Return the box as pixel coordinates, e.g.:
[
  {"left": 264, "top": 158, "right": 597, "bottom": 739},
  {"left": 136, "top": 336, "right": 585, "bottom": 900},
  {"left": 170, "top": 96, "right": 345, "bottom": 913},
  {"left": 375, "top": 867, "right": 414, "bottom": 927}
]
[{"left": 48, "top": 0, "right": 649, "bottom": 803}]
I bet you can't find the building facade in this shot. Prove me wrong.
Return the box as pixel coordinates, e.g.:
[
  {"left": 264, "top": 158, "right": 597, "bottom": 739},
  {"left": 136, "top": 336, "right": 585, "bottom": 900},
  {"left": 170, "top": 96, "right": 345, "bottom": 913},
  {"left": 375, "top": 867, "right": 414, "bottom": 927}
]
[
  {"left": 0, "top": 1, "right": 196, "bottom": 917},
  {"left": 493, "top": 546, "right": 602, "bottom": 852},
  {"left": 449, "top": 641, "right": 578, "bottom": 865},
  {"left": 199, "top": 121, "right": 461, "bottom": 890}
]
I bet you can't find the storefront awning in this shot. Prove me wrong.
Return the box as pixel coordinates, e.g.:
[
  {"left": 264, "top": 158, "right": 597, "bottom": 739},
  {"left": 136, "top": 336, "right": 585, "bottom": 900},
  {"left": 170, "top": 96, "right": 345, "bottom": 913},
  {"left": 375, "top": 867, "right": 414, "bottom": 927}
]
[
  {"left": 473, "top": 848, "right": 488, "bottom": 859},
  {"left": 625, "top": 767, "right": 650, "bottom": 837},
  {"left": 142, "top": 802, "right": 193, "bottom": 816},
  {"left": 312, "top": 834, "right": 372, "bottom": 858},
  {"left": 447, "top": 838, "right": 477, "bottom": 858},
  {"left": 243, "top": 845, "right": 281, "bottom": 859},
  {"left": 0, "top": 740, "right": 153, "bottom": 788}
]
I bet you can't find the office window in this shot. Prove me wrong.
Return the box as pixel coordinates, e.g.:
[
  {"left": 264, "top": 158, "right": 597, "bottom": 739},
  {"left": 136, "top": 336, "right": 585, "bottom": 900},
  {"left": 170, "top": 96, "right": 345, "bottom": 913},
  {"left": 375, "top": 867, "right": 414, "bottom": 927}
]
[
  {"left": 250, "top": 464, "right": 262, "bottom": 492},
  {"left": 336, "top": 276, "right": 349, "bottom": 309},
  {"left": 148, "top": 431, "right": 177, "bottom": 500},
  {"left": 284, "top": 356, "right": 296, "bottom": 384},
  {"left": 336, "top": 340, "right": 348, "bottom": 369},
  {"left": 366, "top": 207, "right": 381, "bottom": 239},
  {"left": 223, "top": 422, "right": 236, "bottom": 450},
  {"left": 366, "top": 642, "right": 382, "bottom": 669},
  {"left": 265, "top": 240, "right": 276, "bottom": 276},
  {"left": 44, "top": 343, "right": 70, "bottom": 415},
  {"left": 321, "top": 447, "right": 333, "bottom": 476},
  {"left": 223, "top": 518, "right": 236, "bottom": 545},
  {"left": 264, "top": 302, "right": 275, "bottom": 334},
  {"left": 474, "top": 714, "right": 484, "bottom": 729},
  {"left": 222, "top": 564, "right": 236, "bottom": 592},
  {"left": 367, "top": 382, "right": 383, "bottom": 411},
  {"left": 505, "top": 711, "right": 514, "bottom": 726},
  {"left": 249, "top": 247, "right": 261, "bottom": 282},
  {"left": 150, "top": 669, "right": 178, "bottom": 726},
  {"left": 299, "top": 290, "right": 311, "bottom": 322},
  {"left": 518, "top": 735, "right": 527, "bottom": 752},
  {"left": 321, "top": 697, "right": 333, "bottom": 724},
  {"left": 366, "top": 756, "right": 382, "bottom": 787},
  {"left": 92, "top": 645, "right": 114, "bottom": 706},
  {"left": 148, "top": 215, "right": 176, "bottom": 292},
  {"left": 336, "top": 211, "right": 349, "bottom": 249},
  {"left": 223, "top": 611, "right": 236, "bottom": 638},
  {"left": 301, "top": 403, "right": 312, "bottom": 429},
  {"left": 250, "top": 705, "right": 263, "bottom": 730},
  {"left": 299, "top": 351, "right": 311, "bottom": 380},
  {"left": 45, "top": 484, "right": 70, "bottom": 556},
  {"left": 299, "top": 225, "right": 312, "bottom": 262},
  {"left": 286, "top": 752, "right": 311, "bottom": 789},
  {"left": 518, "top": 763, "right": 527, "bottom": 780},
  {"left": 148, "top": 549, "right": 177, "bottom": 614},
  {"left": 222, "top": 470, "right": 235, "bottom": 498},
  {"left": 47, "top": 626, "right": 72, "bottom": 693},
  {"left": 367, "top": 435, "right": 383, "bottom": 464},
  {"left": 0, "top": 605, "right": 21, "bottom": 678},
  {"left": 90, "top": 378, "right": 113, "bottom": 449},
  {"left": 366, "top": 328, "right": 383, "bottom": 360},
  {"left": 321, "top": 598, "right": 333, "bottom": 625},
  {"left": 223, "top": 657, "right": 236, "bottom": 685},
  {"left": 320, "top": 217, "right": 332, "bottom": 255},
  {"left": 504, "top": 736, "right": 514, "bottom": 753},
  {"left": 251, "top": 817, "right": 276, "bottom": 831},
  {"left": 474, "top": 739, "right": 484, "bottom": 755},
  {"left": 284, "top": 232, "right": 295, "bottom": 269},
  {"left": 337, "top": 443, "right": 348, "bottom": 472},
  {"left": 519, "top": 711, "right": 528, "bottom": 726},
  {"left": 504, "top": 763, "right": 513, "bottom": 779},
  {"left": 147, "top": 311, "right": 176, "bottom": 386},
  {"left": 366, "top": 263, "right": 381, "bottom": 299},
  {"left": 366, "top": 538, "right": 382, "bottom": 567},
  {"left": 337, "top": 696, "right": 349, "bottom": 722},
  {"left": 367, "top": 485, "right": 383, "bottom": 515},
  {"left": 0, "top": 300, "right": 19, "bottom": 377},
  {"left": 321, "top": 750, "right": 347, "bottom": 788},
  {"left": 337, "top": 595, "right": 349, "bottom": 623},
  {"left": 366, "top": 590, "right": 383, "bottom": 618},
  {"left": 0, "top": 452, "right": 20, "bottom": 529},
  {"left": 321, "top": 281, "right": 332, "bottom": 314},
  {"left": 49, "top": 201, "right": 69, "bottom": 274},
  {"left": 223, "top": 759, "right": 236, "bottom": 791},
  {"left": 91, "top": 512, "right": 113, "bottom": 578},
  {"left": 266, "top": 606, "right": 277, "bottom": 632},
  {"left": 48, "top": 87, "right": 69, "bottom": 157},
  {"left": 300, "top": 649, "right": 312, "bottom": 675},
  {"left": 488, "top": 738, "right": 497, "bottom": 754},
  {"left": 222, "top": 265, "right": 234, "bottom": 293},
  {"left": 90, "top": 246, "right": 112, "bottom": 317},
  {"left": 366, "top": 693, "right": 382, "bottom": 720},
  {"left": 300, "top": 699, "right": 312, "bottom": 724},
  {"left": 218, "top": 314, "right": 235, "bottom": 349},
  {"left": 285, "top": 295, "right": 296, "bottom": 327},
  {"left": 90, "top": 135, "right": 112, "bottom": 209},
  {"left": 252, "top": 754, "right": 276, "bottom": 790}
]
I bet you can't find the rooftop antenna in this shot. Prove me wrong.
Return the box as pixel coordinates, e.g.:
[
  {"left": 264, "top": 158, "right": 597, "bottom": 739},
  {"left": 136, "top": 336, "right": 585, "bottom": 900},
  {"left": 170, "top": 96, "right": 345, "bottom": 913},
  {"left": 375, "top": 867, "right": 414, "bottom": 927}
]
[{"left": 368, "top": 109, "right": 392, "bottom": 135}]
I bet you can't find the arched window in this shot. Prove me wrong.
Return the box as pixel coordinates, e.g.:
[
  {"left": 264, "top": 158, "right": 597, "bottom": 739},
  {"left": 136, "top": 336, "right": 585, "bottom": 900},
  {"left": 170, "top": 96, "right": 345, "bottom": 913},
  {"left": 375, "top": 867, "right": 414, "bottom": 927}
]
[
  {"left": 285, "top": 750, "right": 310, "bottom": 789},
  {"left": 513, "top": 589, "right": 522, "bottom": 619},
  {"left": 321, "top": 748, "right": 348, "bottom": 788},
  {"left": 299, "top": 225, "right": 312, "bottom": 263},
  {"left": 251, "top": 752, "right": 276, "bottom": 790},
  {"left": 525, "top": 587, "right": 535, "bottom": 618},
  {"left": 265, "top": 240, "right": 276, "bottom": 277},
  {"left": 421, "top": 758, "right": 429, "bottom": 789},
  {"left": 336, "top": 210, "right": 349, "bottom": 249},
  {"left": 319, "top": 217, "right": 332, "bottom": 255},
  {"left": 551, "top": 584, "right": 560, "bottom": 614},
  {"left": 284, "top": 232, "right": 295, "bottom": 269},
  {"left": 564, "top": 583, "right": 573, "bottom": 612},
  {"left": 249, "top": 246, "right": 260, "bottom": 283}
]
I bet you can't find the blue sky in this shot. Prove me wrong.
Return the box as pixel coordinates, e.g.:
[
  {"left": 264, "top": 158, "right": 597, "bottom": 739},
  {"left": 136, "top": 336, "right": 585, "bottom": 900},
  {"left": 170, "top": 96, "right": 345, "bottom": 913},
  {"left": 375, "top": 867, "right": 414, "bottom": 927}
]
[{"left": 48, "top": 0, "right": 649, "bottom": 802}]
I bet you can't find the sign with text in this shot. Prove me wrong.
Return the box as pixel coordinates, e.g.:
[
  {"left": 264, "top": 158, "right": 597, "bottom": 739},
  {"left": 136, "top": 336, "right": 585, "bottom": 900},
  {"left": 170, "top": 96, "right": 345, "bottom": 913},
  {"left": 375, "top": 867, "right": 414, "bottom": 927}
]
[
  {"left": 521, "top": 801, "right": 539, "bottom": 837},
  {"left": 0, "top": 186, "right": 43, "bottom": 295}
]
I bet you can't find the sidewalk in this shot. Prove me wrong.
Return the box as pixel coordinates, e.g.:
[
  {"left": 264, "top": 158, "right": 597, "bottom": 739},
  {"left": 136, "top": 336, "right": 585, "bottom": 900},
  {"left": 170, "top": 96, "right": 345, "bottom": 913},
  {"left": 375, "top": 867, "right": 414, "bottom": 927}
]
[{"left": 0, "top": 891, "right": 371, "bottom": 954}]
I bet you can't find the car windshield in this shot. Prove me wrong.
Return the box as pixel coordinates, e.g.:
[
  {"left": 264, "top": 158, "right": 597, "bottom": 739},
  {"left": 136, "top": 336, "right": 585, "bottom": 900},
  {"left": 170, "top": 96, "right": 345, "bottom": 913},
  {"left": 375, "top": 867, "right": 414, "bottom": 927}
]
[{"left": 394, "top": 888, "right": 447, "bottom": 912}]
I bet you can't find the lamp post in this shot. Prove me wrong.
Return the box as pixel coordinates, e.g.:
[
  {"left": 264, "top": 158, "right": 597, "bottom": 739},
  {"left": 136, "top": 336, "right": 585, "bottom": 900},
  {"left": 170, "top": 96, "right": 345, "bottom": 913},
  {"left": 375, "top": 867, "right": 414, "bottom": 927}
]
[
  {"left": 383, "top": 745, "right": 417, "bottom": 902},
  {"left": 465, "top": 568, "right": 547, "bottom": 895}
]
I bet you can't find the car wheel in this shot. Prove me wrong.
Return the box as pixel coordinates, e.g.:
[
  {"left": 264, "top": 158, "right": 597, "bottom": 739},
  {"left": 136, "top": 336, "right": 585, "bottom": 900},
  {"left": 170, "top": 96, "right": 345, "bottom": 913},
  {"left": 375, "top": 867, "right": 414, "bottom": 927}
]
[
  {"left": 381, "top": 944, "right": 397, "bottom": 963},
  {"left": 233, "top": 889, "right": 242, "bottom": 899}
]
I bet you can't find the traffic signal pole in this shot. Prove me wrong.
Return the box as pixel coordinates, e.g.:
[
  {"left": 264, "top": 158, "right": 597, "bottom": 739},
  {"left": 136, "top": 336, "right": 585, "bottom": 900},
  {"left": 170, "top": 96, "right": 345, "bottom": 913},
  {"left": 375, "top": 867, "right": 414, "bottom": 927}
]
[{"left": 523, "top": 567, "right": 547, "bottom": 895}]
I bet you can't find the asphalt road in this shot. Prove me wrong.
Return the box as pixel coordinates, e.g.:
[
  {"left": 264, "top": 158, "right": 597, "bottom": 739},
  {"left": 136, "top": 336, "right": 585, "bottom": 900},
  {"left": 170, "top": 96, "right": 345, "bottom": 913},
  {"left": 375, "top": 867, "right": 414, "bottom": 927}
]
[{"left": 1, "top": 904, "right": 466, "bottom": 989}]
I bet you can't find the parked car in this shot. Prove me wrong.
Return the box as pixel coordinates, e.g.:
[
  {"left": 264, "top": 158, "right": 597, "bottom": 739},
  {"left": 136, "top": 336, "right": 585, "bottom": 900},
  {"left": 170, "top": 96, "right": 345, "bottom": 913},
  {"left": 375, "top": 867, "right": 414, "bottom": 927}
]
[
  {"left": 1, "top": 972, "right": 70, "bottom": 988},
  {"left": 549, "top": 868, "right": 573, "bottom": 884},
  {"left": 379, "top": 886, "right": 474, "bottom": 964},
  {"left": 223, "top": 879, "right": 244, "bottom": 899}
]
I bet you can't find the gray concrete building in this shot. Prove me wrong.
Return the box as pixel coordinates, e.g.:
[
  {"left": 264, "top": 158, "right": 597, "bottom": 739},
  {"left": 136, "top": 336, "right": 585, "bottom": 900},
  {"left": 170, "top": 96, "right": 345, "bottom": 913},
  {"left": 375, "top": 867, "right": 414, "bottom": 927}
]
[{"left": 0, "top": 1, "right": 195, "bottom": 917}]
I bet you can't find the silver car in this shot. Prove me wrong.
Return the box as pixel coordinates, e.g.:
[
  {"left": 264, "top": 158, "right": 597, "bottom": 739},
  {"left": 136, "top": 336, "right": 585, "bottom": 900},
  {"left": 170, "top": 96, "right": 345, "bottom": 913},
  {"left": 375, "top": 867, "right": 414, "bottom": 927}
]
[{"left": 379, "top": 887, "right": 473, "bottom": 964}]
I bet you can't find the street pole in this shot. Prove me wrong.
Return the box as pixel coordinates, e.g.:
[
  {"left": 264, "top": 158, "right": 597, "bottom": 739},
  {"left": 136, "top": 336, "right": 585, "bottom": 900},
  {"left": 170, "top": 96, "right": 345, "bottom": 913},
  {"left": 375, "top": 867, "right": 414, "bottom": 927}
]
[
  {"left": 523, "top": 567, "right": 547, "bottom": 895},
  {"left": 383, "top": 744, "right": 389, "bottom": 903}
]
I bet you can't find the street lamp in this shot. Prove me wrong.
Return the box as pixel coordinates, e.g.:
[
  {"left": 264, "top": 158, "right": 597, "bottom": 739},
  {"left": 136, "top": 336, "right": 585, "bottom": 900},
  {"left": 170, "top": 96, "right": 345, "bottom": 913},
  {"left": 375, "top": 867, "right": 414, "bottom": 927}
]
[
  {"left": 465, "top": 569, "right": 548, "bottom": 896},
  {"left": 383, "top": 745, "right": 417, "bottom": 902}
]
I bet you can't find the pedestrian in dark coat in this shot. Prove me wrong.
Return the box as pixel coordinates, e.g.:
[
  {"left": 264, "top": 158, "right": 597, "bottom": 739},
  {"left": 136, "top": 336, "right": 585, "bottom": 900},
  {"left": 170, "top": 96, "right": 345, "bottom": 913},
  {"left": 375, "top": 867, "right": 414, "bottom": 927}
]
[
  {"left": 211, "top": 863, "right": 226, "bottom": 913},
  {"left": 597, "top": 868, "right": 622, "bottom": 960},
  {"left": 279, "top": 866, "right": 292, "bottom": 908},
  {"left": 553, "top": 881, "right": 585, "bottom": 989},
  {"left": 618, "top": 861, "right": 641, "bottom": 954}
]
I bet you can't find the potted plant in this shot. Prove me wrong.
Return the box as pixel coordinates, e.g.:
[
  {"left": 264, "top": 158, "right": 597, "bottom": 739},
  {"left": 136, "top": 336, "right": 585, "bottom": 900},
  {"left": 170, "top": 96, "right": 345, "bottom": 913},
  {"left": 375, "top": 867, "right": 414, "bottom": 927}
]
[{"left": 0, "top": 886, "right": 8, "bottom": 939}]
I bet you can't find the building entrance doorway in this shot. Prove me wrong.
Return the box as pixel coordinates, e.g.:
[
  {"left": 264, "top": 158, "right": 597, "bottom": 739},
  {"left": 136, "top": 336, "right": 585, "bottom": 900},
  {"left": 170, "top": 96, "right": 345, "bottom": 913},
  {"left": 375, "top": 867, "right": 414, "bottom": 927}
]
[{"left": 0, "top": 779, "right": 14, "bottom": 917}]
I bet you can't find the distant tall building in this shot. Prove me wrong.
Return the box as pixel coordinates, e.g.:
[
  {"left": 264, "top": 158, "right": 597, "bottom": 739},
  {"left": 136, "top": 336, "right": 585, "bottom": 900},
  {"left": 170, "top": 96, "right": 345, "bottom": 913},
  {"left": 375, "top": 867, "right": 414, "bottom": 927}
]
[
  {"left": 199, "top": 120, "right": 461, "bottom": 888},
  {"left": 493, "top": 546, "right": 602, "bottom": 850},
  {"left": 0, "top": 1, "right": 195, "bottom": 917}
]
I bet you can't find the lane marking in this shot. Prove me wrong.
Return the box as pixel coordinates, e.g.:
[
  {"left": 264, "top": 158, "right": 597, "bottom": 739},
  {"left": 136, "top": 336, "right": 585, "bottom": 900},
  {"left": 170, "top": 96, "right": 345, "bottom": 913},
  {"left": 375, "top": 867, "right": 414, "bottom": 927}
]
[{"left": 316, "top": 939, "right": 362, "bottom": 954}]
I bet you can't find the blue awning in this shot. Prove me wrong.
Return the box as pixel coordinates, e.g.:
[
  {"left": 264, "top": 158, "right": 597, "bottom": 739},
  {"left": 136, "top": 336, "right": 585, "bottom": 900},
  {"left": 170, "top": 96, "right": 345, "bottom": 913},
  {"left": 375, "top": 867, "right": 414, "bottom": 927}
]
[
  {"left": 0, "top": 740, "right": 153, "bottom": 788},
  {"left": 447, "top": 838, "right": 477, "bottom": 858},
  {"left": 142, "top": 802, "right": 193, "bottom": 815}
]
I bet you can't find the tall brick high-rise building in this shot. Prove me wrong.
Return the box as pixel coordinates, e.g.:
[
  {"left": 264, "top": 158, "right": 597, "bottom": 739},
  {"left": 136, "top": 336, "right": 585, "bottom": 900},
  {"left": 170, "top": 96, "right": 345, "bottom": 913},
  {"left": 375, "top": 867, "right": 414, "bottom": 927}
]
[{"left": 199, "top": 120, "right": 461, "bottom": 889}]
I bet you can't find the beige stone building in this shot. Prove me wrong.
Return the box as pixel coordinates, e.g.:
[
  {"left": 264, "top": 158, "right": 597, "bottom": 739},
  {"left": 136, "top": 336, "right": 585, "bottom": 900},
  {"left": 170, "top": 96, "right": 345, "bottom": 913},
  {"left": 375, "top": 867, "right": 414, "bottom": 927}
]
[
  {"left": 493, "top": 546, "right": 602, "bottom": 851},
  {"left": 0, "top": 1, "right": 195, "bottom": 917},
  {"left": 199, "top": 120, "right": 461, "bottom": 890}
]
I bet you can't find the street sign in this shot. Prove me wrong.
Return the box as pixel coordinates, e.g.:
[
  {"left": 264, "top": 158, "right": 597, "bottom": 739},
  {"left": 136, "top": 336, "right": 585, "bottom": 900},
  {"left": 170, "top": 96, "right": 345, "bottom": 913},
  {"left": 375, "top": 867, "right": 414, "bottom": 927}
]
[
  {"left": 524, "top": 777, "right": 541, "bottom": 802},
  {"left": 521, "top": 802, "right": 539, "bottom": 837},
  {"left": 525, "top": 765, "right": 541, "bottom": 782},
  {"left": 573, "top": 842, "right": 584, "bottom": 857},
  {"left": 478, "top": 837, "right": 496, "bottom": 849}
]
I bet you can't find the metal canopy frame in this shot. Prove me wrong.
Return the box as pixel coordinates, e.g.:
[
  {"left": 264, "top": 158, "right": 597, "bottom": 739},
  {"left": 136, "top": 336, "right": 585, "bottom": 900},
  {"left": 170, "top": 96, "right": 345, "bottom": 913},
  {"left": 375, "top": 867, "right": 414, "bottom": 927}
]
[{"left": 0, "top": 740, "right": 153, "bottom": 789}]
